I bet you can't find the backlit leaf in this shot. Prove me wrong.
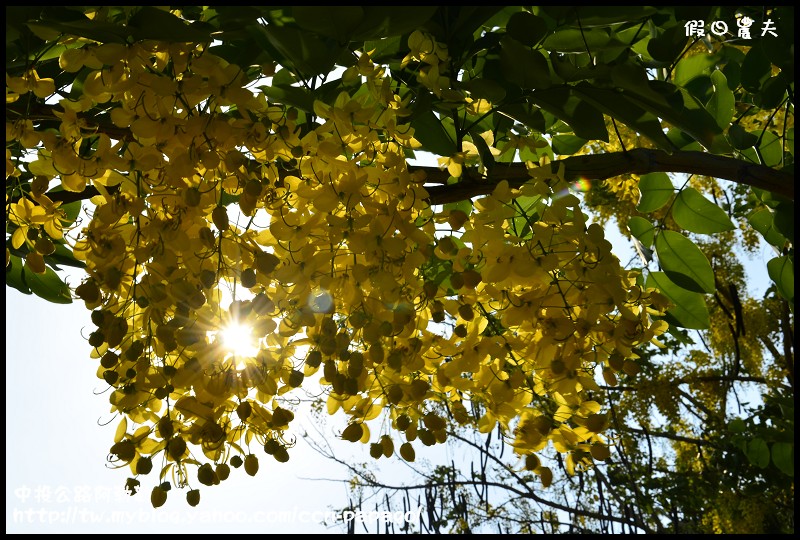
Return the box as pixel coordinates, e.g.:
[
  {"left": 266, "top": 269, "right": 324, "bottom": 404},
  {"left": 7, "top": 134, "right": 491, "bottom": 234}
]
[
  {"left": 500, "top": 36, "right": 552, "bottom": 90},
  {"left": 542, "top": 28, "right": 617, "bottom": 52},
  {"left": 767, "top": 256, "right": 794, "bottom": 306},
  {"left": 552, "top": 135, "right": 586, "bottom": 156},
  {"left": 772, "top": 201, "right": 794, "bottom": 243},
  {"left": 655, "top": 230, "right": 715, "bottom": 294},
  {"left": 6, "top": 255, "right": 31, "bottom": 295},
  {"left": 771, "top": 442, "right": 794, "bottom": 477},
  {"left": 646, "top": 272, "right": 710, "bottom": 329},
  {"left": 23, "top": 265, "right": 72, "bottom": 304},
  {"left": 706, "top": 70, "right": 734, "bottom": 130},
  {"left": 748, "top": 208, "right": 787, "bottom": 248},
  {"left": 636, "top": 172, "right": 673, "bottom": 212},
  {"left": 746, "top": 438, "right": 770, "bottom": 469},
  {"left": 674, "top": 53, "right": 720, "bottom": 88},
  {"left": 628, "top": 216, "right": 656, "bottom": 248},
  {"left": 573, "top": 84, "right": 674, "bottom": 151},
  {"left": 411, "top": 109, "right": 456, "bottom": 157},
  {"left": 530, "top": 89, "right": 608, "bottom": 141},
  {"left": 671, "top": 187, "right": 735, "bottom": 234}
]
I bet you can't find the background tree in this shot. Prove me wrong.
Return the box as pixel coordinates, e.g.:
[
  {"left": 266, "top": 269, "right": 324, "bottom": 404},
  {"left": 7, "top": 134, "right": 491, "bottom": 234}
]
[{"left": 5, "top": 5, "right": 793, "bottom": 526}]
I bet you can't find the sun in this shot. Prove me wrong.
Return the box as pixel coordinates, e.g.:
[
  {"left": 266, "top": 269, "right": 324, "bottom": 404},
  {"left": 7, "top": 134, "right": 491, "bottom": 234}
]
[{"left": 217, "top": 319, "right": 260, "bottom": 361}]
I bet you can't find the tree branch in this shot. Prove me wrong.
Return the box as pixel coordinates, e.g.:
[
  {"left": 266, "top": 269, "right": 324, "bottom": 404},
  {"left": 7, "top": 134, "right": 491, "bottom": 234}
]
[
  {"left": 11, "top": 102, "right": 793, "bottom": 205},
  {"left": 420, "top": 148, "right": 794, "bottom": 204}
]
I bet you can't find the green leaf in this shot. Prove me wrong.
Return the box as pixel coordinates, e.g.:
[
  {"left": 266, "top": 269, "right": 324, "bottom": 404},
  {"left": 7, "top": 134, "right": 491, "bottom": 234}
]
[
  {"left": 767, "top": 256, "right": 794, "bottom": 306},
  {"left": 467, "top": 131, "right": 495, "bottom": 170},
  {"left": 272, "top": 68, "right": 297, "bottom": 87},
  {"left": 542, "top": 28, "right": 619, "bottom": 52},
  {"left": 209, "top": 41, "right": 272, "bottom": 69},
  {"left": 500, "top": 36, "right": 552, "bottom": 90},
  {"left": 721, "top": 55, "right": 741, "bottom": 91},
  {"left": 220, "top": 191, "right": 240, "bottom": 207},
  {"left": 628, "top": 216, "right": 656, "bottom": 248},
  {"left": 549, "top": 54, "right": 610, "bottom": 84},
  {"left": 771, "top": 442, "right": 794, "bottom": 477},
  {"left": 448, "top": 6, "right": 504, "bottom": 55},
  {"left": 674, "top": 52, "right": 720, "bottom": 88},
  {"left": 410, "top": 110, "right": 456, "bottom": 157},
  {"left": 746, "top": 438, "right": 771, "bottom": 469},
  {"left": 772, "top": 201, "right": 794, "bottom": 243},
  {"left": 727, "top": 124, "right": 758, "bottom": 150},
  {"left": 564, "top": 6, "right": 658, "bottom": 27},
  {"left": 292, "top": 6, "right": 364, "bottom": 42},
  {"left": 611, "top": 63, "right": 655, "bottom": 96},
  {"left": 551, "top": 135, "right": 586, "bottom": 156},
  {"left": 530, "top": 89, "right": 608, "bottom": 142},
  {"left": 60, "top": 200, "right": 82, "bottom": 227},
  {"left": 755, "top": 73, "right": 789, "bottom": 110},
  {"left": 505, "top": 11, "right": 547, "bottom": 46},
  {"left": 363, "top": 35, "right": 403, "bottom": 63},
  {"left": 646, "top": 271, "right": 710, "bottom": 329},
  {"left": 671, "top": 187, "right": 735, "bottom": 234},
  {"left": 622, "top": 82, "right": 724, "bottom": 152},
  {"left": 45, "top": 243, "right": 86, "bottom": 270},
  {"left": 706, "top": 70, "right": 734, "bottom": 130},
  {"left": 258, "top": 85, "right": 314, "bottom": 112},
  {"left": 22, "top": 265, "right": 72, "bottom": 304},
  {"left": 666, "top": 127, "right": 703, "bottom": 152},
  {"left": 6, "top": 255, "right": 32, "bottom": 295},
  {"left": 262, "top": 25, "right": 340, "bottom": 78},
  {"left": 747, "top": 208, "right": 787, "bottom": 248},
  {"left": 511, "top": 195, "right": 544, "bottom": 238},
  {"left": 573, "top": 84, "right": 674, "bottom": 151},
  {"left": 647, "top": 25, "right": 689, "bottom": 62},
  {"left": 351, "top": 6, "right": 438, "bottom": 41},
  {"left": 636, "top": 172, "right": 673, "bottom": 212},
  {"left": 655, "top": 230, "right": 715, "bottom": 294},
  {"left": 498, "top": 103, "right": 545, "bottom": 133},
  {"left": 741, "top": 130, "right": 783, "bottom": 168},
  {"left": 740, "top": 43, "right": 772, "bottom": 93},
  {"left": 128, "top": 7, "right": 212, "bottom": 42},
  {"left": 443, "top": 200, "right": 473, "bottom": 216},
  {"left": 461, "top": 78, "right": 506, "bottom": 103},
  {"left": 750, "top": 188, "right": 790, "bottom": 210},
  {"left": 728, "top": 418, "right": 746, "bottom": 434},
  {"left": 29, "top": 19, "right": 130, "bottom": 44}
]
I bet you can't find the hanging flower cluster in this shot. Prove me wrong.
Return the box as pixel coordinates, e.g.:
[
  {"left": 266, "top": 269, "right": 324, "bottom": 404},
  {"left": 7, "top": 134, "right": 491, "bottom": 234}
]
[{"left": 6, "top": 31, "right": 669, "bottom": 506}]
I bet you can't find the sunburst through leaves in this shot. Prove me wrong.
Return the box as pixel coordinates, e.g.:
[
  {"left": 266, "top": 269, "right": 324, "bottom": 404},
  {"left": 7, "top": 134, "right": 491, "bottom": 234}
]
[{"left": 4, "top": 7, "right": 685, "bottom": 508}]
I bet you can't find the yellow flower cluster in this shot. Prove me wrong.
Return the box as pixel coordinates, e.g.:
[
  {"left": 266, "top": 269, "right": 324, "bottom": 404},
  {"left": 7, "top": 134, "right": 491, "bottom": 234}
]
[
  {"left": 401, "top": 30, "right": 452, "bottom": 97},
  {"left": 6, "top": 37, "right": 669, "bottom": 499}
]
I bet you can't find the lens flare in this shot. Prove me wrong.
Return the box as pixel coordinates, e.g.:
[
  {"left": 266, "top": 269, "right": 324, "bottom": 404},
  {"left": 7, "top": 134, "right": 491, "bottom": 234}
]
[
  {"left": 553, "top": 178, "right": 592, "bottom": 200},
  {"left": 572, "top": 178, "right": 591, "bottom": 192},
  {"left": 308, "top": 288, "right": 334, "bottom": 313}
]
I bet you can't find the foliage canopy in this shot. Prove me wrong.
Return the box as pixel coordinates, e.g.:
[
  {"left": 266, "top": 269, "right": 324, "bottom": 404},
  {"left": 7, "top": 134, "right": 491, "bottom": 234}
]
[{"left": 5, "top": 5, "right": 793, "bottom": 522}]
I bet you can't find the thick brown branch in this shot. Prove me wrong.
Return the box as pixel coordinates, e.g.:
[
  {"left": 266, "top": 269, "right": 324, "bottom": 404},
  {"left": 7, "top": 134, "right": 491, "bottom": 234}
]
[
  {"left": 11, "top": 103, "right": 793, "bottom": 205},
  {"left": 420, "top": 148, "right": 794, "bottom": 204}
]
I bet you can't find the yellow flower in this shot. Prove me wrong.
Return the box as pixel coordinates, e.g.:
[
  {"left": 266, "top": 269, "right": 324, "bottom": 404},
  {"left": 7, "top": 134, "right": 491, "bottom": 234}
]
[
  {"left": 6, "top": 70, "right": 56, "bottom": 99},
  {"left": 8, "top": 195, "right": 67, "bottom": 249}
]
